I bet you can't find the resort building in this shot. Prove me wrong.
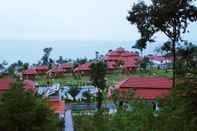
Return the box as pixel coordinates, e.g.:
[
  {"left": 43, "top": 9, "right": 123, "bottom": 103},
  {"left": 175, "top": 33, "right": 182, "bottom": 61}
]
[
  {"left": 22, "top": 68, "right": 37, "bottom": 80},
  {"left": 34, "top": 65, "right": 49, "bottom": 74},
  {"left": 108, "top": 77, "right": 172, "bottom": 100},
  {"left": 104, "top": 47, "right": 140, "bottom": 72},
  {"left": 149, "top": 55, "right": 172, "bottom": 69}
]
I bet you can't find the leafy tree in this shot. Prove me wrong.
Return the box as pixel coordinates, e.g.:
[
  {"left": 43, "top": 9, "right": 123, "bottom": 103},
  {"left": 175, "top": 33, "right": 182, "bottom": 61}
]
[
  {"left": 132, "top": 39, "right": 147, "bottom": 56},
  {"left": 90, "top": 61, "right": 107, "bottom": 109},
  {"left": 41, "top": 47, "right": 53, "bottom": 65},
  {"left": 176, "top": 41, "right": 197, "bottom": 76},
  {"left": 0, "top": 82, "right": 62, "bottom": 131},
  {"left": 140, "top": 56, "right": 152, "bottom": 71},
  {"left": 68, "top": 86, "right": 80, "bottom": 101},
  {"left": 56, "top": 56, "right": 64, "bottom": 64},
  {"left": 127, "top": 0, "right": 197, "bottom": 87},
  {"left": 82, "top": 91, "right": 93, "bottom": 105}
]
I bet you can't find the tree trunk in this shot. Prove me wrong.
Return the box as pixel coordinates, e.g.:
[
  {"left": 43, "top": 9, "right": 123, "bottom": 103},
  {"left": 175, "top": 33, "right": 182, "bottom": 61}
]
[
  {"left": 172, "top": 39, "right": 176, "bottom": 88},
  {"left": 96, "top": 91, "right": 103, "bottom": 110}
]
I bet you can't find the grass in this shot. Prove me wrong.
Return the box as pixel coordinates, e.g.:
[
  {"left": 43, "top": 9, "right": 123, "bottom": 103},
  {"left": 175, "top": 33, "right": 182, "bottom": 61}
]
[{"left": 36, "top": 69, "right": 172, "bottom": 87}]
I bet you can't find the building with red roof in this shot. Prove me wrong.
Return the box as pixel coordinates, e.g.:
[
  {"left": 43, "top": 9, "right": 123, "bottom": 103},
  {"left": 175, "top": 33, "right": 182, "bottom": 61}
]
[
  {"left": 149, "top": 55, "right": 172, "bottom": 69},
  {"left": 109, "top": 77, "right": 172, "bottom": 100},
  {"left": 59, "top": 64, "right": 73, "bottom": 72},
  {"left": 22, "top": 68, "right": 37, "bottom": 80},
  {"left": 35, "top": 65, "right": 49, "bottom": 74},
  {"left": 47, "top": 101, "right": 65, "bottom": 115},
  {"left": 47, "top": 66, "right": 66, "bottom": 78},
  {"left": 0, "top": 78, "right": 36, "bottom": 94},
  {"left": 105, "top": 47, "right": 140, "bottom": 72},
  {"left": 74, "top": 63, "right": 92, "bottom": 75},
  {"left": 23, "top": 80, "right": 36, "bottom": 94},
  {"left": 0, "top": 77, "right": 14, "bottom": 93},
  {"left": 122, "top": 62, "right": 138, "bottom": 72}
]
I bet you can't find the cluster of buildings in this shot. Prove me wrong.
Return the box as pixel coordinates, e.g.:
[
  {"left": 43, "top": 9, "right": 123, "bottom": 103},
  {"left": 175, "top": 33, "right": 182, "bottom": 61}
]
[
  {"left": 21, "top": 47, "right": 142, "bottom": 79},
  {"left": 20, "top": 47, "right": 173, "bottom": 80},
  {"left": 0, "top": 47, "right": 174, "bottom": 118}
]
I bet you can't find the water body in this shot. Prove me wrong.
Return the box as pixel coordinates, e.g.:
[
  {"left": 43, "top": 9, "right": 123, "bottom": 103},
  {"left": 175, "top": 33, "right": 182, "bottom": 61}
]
[{"left": 0, "top": 39, "right": 165, "bottom": 64}]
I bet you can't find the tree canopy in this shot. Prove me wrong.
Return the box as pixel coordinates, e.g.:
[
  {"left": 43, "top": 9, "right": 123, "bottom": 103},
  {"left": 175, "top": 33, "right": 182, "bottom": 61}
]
[{"left": 0, "top": 82, "right": 62, "bottom": 131}]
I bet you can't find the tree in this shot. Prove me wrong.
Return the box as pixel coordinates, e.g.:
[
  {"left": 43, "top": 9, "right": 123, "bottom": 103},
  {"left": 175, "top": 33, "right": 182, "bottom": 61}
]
[
  {"left": 132, "top": 39, "right": 147, "bottom": 57},
  {"left": 82, "top": 91, "right": 93, "bottom": 105},
  {"left": 90, "top": 61, "right": 107, "bottom": 109},
  {"left": 56, "top": 56, "right": 64, "bottom": 64},
  {"left": 140, "top": 56, "right": 152, "bottom": 71},
  {"left": 68, "top": 86, "right": 80, "bottom": 101},
  {"left": 0, "top": 82, "right": 62, "bottom": 131},
  {"left": 176, "top": 41, "right": 197, "bottom": 76},
  {"left": 127, "top": 0, "right": 197, "bottom": 87},
  {"left": 41, "top": 47, "right": 53, "bottom": 65}
]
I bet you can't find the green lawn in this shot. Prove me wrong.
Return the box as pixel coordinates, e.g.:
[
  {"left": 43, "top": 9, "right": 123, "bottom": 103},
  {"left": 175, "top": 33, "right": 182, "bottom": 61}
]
[{"left": 36, "top": 69, "right": 172, "bottom": 87}]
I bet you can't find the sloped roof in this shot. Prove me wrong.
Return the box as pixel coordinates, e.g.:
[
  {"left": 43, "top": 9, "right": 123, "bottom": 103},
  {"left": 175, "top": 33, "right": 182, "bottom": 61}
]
[
  {"left": 120, "top": 77, "right": 172, "bottom": 89},
  {"left": 0, "top": 78, "right": 14, "bottom": 92},
  {"left": 149, "top": 55, "right": 172, "bottom": 62},
  {"left": 59, "top": 64, "right": 72, "bottom": 69},
  {"left": 47, "top": 101, "right": 65, "bottom": 113},
  {"left": 74, "top": 63, "right": 92, "bottom": 72},
  {"left": 23, "top": 68, "right": 37, "bottom": 75},
  {"left": 23, "top": 80, "right": 36, "bottom": 93},
  {"left": 48, "top": 66, "right": 65, "bottom": 73}
]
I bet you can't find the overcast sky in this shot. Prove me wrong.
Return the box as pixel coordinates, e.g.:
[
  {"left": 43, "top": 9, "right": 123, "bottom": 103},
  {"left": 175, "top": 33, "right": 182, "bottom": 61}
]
[
  {"left": 0, "top": 0, "right": 138, "bottom": 40},
  {"left": 0, "top": 0, "right": 196, "bottom": 64}
]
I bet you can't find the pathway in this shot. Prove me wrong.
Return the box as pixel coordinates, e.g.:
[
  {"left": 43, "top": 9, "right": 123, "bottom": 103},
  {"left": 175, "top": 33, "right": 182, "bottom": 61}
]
[{"left": 65, "top": 110, "right": 74, "bottom": 131}]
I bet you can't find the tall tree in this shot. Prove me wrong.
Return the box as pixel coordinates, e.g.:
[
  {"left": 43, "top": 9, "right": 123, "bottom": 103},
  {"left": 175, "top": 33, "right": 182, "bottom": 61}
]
[
  {"left": 56, "top": 56, "right": 64, "bottom": 64},
  {"left": 0, "top": 82, "right": 62, "bottom": 131},
  {"left": 90, "top": 61, "right": 107, "bottom": 109},
  {"left": 127, "top": 0, "right": 197, "bottom": 87},
  {"left": 68, "top": 86, "right": 80, "bottom": 101},
  {"left": 41, "top": 47, "right": 53, "bottom": 65}
]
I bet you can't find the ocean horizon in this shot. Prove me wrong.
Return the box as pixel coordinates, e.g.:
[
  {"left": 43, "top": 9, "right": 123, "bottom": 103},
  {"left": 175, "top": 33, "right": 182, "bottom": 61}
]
[{"left": 0, "top": 39, "right": 169, "bottom": 64}]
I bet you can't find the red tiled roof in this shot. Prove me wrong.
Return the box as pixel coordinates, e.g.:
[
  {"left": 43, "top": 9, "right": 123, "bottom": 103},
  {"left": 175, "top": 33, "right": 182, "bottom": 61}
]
[
  {"left": 60, "top": 64, "right": 72, "bottom": 69},
  {"left": 23, "top": 68, "right": 37, "bottom": 75},
  {"left": 107, "top": 62, "right": 115, "bottom": 70},
  {"left": 47, "top": 101, "right": 65, "bottom": 113},
  {"left": 120, "top": 77, "right": 172, "bottom": 89},
  {"left": 48, "top": 66, "right": 65, "bottom": 73},
  {"left": 149, "top": 55, "right": 172, "bottom": 62},
  {"left": 116, "top": 77, "right": 172, "bottom": 100},
  {"left": 122, "top": 63, "right": 137, "bottom": 68},
  {"left": 74, "top": 63, "right": 92, "bottom": 72},
  {"left": 23, "top": 80, "right": 36, "bottom": 93},
  {"left": 0, "top": 78, "right": 14, "bottom": 92}
]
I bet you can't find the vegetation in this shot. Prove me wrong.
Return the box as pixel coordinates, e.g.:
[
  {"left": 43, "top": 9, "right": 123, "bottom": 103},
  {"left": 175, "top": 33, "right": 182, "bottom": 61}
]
[
  {"left": 127, "top": 0, "right": 197, "bottom": 87},
  {"left": 90, "top": 61, "right": 107, "bottom": 109},
  {"left": 0, "top": 82, "right": 63, "bottom": 131}
]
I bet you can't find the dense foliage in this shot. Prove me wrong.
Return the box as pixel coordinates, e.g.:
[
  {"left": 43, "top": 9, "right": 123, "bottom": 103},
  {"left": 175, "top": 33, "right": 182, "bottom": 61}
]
[
  {"left": 0, "top": 82, "right": 63, "bottom": 131},
  {"left": 90, "top": 61, "right": 107, "bottom": 109}
]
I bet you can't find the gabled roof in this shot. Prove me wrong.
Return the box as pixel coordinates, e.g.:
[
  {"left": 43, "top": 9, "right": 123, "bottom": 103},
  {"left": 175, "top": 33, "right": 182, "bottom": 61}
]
[
  {"left": 149, "top": 55, "right": 172, "bottom": 62},
  {"left": 120, "top": 77, "right": 172, "bottom": 89},
  {"left": 23, "top": 80, "right": 36, "bottom": 93},
  {"left": 74, "top": 63, "right": 92, "bottom": 72},
  {"left": 107, "top": 62, "right": 115, "bottom": 70},
  {"left": 47, "top": 101, "right": 65, "bottom": 113},
  {"left": 23, "top": 68, "right": 37, "bottom": 75},
  {"left": 0, "top": 78, "right": 14, "bottom": 92},
  {"left": 48, "top": 66, "right": 65, "bottom": 73},
  {"left": 59, "top": 64, "right": 72, "bottom": 69},
  {"left": 122, "top": 63, "right": 138, "bottom": 68}
]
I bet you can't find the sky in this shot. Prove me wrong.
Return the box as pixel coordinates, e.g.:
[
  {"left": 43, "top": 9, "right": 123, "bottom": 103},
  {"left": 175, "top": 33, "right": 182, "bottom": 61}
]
[{"left": 0, "top": 0, "right": 197, "bottom": 64}]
